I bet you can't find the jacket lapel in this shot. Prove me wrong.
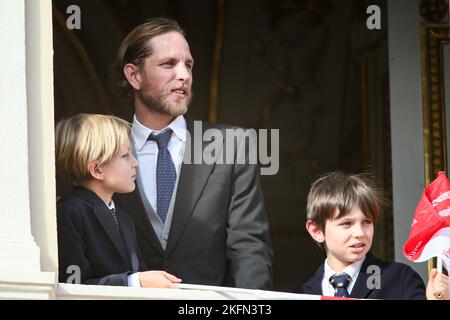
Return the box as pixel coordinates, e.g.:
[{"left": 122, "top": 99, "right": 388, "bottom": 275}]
[
  {"left": 350, "top": 253, "right": 378, "bottom": 299},
  {"left": 74, "top": 186, "right": 130, "bottom": 264},
  {"left": 165, "top": 119, "right": 221, "bottom": 256},
  {"left": 115, "top": 187, "right": 165, "bottom": 256},
  {"left": 93, "top": 205, "right": 130, "bottom": 265},
  {"left": 117, "top": 208, "right": 140, "bottom": 272}
]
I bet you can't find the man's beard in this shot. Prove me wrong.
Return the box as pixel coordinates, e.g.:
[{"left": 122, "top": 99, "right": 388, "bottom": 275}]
[{"left": 138, "top": 79, "right": 192, "bottom": 117}]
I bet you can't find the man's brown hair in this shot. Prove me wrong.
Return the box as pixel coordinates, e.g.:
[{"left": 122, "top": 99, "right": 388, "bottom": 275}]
[{"left": 112, "top": 17, "right": 185, "bottom": 101}]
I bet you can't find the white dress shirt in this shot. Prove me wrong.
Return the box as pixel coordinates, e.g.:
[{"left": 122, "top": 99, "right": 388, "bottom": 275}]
[
  {"left": 132, "top": 114, "right": 186, "bottom": 250},
  {"left": 321, "top": 257, "right": 365, "bottom": 297},
  {"left": 105, "top": 200, "right": 115, "bottom": 211}
]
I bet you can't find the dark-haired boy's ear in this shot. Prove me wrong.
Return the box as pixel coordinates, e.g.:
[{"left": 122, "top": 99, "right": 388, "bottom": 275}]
[
  {"left": 123, "top": 63, "right": 142, "bottom": 90},
  {"left": 306, "top": 220, "right": 325, "bottom": 244},
  {"left": 88, "top": 161, "right": 104, "bottom": 181}
]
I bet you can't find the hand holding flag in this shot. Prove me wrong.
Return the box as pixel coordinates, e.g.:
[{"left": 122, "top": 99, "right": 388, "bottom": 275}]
[
  {"left": 403, "top": 171, "right": 450, "bottom": 270},
  {"left": 426, "top": 268, "right": 450, "bottom": 300}
]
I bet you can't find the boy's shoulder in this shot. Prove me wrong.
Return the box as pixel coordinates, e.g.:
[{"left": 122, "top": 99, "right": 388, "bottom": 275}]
[
  {"left": 58, "top": 187, "right": 134, "bottom": 223},
  {"left": 358, "top": 253, "right": 423, "bottom": 284},
  {"left": 293, "top": 262, "right": 325, "bottom": 294},
  {"left": 362, "top": 253, "right": 419, "bottom": 275},
  {"left": 363, "top": 253, "right": 426, "bottom": 299},
  {"left": 57, "top": 186, "right": 101, "bottom": 214},
  {"left": 295, "top": 253, "right": 423, "bottom": 294},
  {"left": 361, "top": 254, "right": 426, "bottom": 298}
]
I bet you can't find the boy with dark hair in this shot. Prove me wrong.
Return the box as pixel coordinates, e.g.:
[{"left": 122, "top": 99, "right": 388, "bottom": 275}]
[{"left": 295, "top": 171, "right": 449, "bottom": 300}]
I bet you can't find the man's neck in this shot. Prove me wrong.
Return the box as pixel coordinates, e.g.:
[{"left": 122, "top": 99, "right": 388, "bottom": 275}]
[{"left": 135, "top": 103, "right": 175, "bottom": 131}]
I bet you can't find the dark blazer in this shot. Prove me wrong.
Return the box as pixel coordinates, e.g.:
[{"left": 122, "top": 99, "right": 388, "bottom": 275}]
[
  {"left": 57, "top": 186, "right": 146, "bottom": 286},
  {"left": 295, "top": 253, "right": 426, "bottom": 299},
  {"left": 115, "top": 117, "right": 273, "bottom": 289}
]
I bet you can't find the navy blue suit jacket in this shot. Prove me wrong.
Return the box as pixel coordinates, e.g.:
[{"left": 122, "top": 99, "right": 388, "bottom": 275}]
[
  {"left": 295, "top": 254, "right": 426, "bottom": 299},
  {"left": 57, "top": 186, "right": 147, "bottom": 286}
]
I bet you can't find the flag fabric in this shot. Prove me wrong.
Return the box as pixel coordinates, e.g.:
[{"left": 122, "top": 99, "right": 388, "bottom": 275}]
[{"left": 403, "top": 171, "right": 450, "bottom": 269}]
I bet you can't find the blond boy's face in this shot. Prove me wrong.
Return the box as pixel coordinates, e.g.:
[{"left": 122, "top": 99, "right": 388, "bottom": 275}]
[
  {"left": 100, "top": 143, "right": 138, "bottom": 194},
  {"left": 307, "top": 206, "right": 374, "bottom": 272}
]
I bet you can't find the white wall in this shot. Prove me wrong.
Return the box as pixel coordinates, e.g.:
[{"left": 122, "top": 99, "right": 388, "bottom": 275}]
[
  {"left": 0, "top": 0, "right": 56, "bottom": 299},
  {"left": 0, "top": 0, "right": 41, "bottom": 272},
  {"left": 26, "top": 0, "right": 58, "bottom": 274},
  {"left": 388, "top": 0, "right": 427, "bottom": 280}
]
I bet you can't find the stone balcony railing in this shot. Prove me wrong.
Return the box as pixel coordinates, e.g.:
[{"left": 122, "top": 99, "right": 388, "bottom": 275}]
[{"left": 0, "top": 271, "right": 317, "bottom": 300}]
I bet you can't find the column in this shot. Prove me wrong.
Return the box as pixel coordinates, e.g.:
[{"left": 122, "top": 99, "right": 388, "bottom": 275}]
[{"left": 0, "top": 0, "right": 56, "bottom": 299}]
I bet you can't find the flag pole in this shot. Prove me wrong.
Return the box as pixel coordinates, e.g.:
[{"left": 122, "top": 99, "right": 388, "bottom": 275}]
[
  {"left": 428, "top": 258, "right": 435, "bottom": 274},
  {"left": 437, "top": 256, "right": 443, "bottom": 273}
]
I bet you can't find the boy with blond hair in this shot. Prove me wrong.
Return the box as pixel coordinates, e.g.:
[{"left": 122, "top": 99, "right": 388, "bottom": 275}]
[
  {"left": 295, "top": 171, "right": 450, "bottom": 299},
  {"left": 55, "top": 113, "right": 181, "bottom": 287}
]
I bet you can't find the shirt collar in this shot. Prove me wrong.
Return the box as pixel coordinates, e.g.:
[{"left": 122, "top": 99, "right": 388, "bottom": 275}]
[
  {"left": 132, "top": 114, "right": 187, "bottom": 151},
  {"left": 323, "top": 256, "right": 365, "bottom": 284},
  {"left": 106, "top": 199, "right": 115, "bottom": 211}
]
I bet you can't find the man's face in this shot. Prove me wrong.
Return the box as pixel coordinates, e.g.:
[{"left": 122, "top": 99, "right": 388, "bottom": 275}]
[{"left": 137, "top": 31, "right": 194, "bottom": 117}]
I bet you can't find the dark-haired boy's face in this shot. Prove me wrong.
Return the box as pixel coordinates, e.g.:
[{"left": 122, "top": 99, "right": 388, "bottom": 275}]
[{"left": 322, "top": 206, "right": 374, "bottom": 271}]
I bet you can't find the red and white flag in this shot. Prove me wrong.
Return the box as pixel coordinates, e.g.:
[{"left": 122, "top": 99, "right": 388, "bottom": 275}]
[{"left": 403, "top": 171, "right": 450, "bottom": 269}]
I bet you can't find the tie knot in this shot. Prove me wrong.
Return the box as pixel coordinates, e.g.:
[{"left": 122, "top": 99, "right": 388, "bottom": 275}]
[
  {"left": 148, "top": 129, "right": 172, "bottom": 149},
  {"left": 329, "top": 272, "right": 352, "bottom": 292},
  {"left": 109, "top": 207, "right": 119, "bottom": 230}
]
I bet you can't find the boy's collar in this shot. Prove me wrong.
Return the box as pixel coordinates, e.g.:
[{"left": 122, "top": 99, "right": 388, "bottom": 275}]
[
  {"left": 73, "top": 185, "right": 110, "bottom": 209},
  {"left": 324, "top": 256, "right": 366, "bottom": 282},
  {"left": 106, "top": 200, "right": 115, "bottom": 211}
]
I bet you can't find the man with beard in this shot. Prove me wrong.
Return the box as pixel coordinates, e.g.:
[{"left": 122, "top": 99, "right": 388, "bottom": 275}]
[{"left": 113, "top": 18, "right": 273, "bottom": 290}]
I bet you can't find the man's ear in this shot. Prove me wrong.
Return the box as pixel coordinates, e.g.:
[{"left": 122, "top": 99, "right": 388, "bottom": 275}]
[
  {"left": 123, "top": 63, "right": 142, "bottom": 90},
  {"left": 87, "top": 161, "right": 104, "bottom": 181},
  {"left": 306, "top": 220, "right": 325, "bottom": 244}
]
